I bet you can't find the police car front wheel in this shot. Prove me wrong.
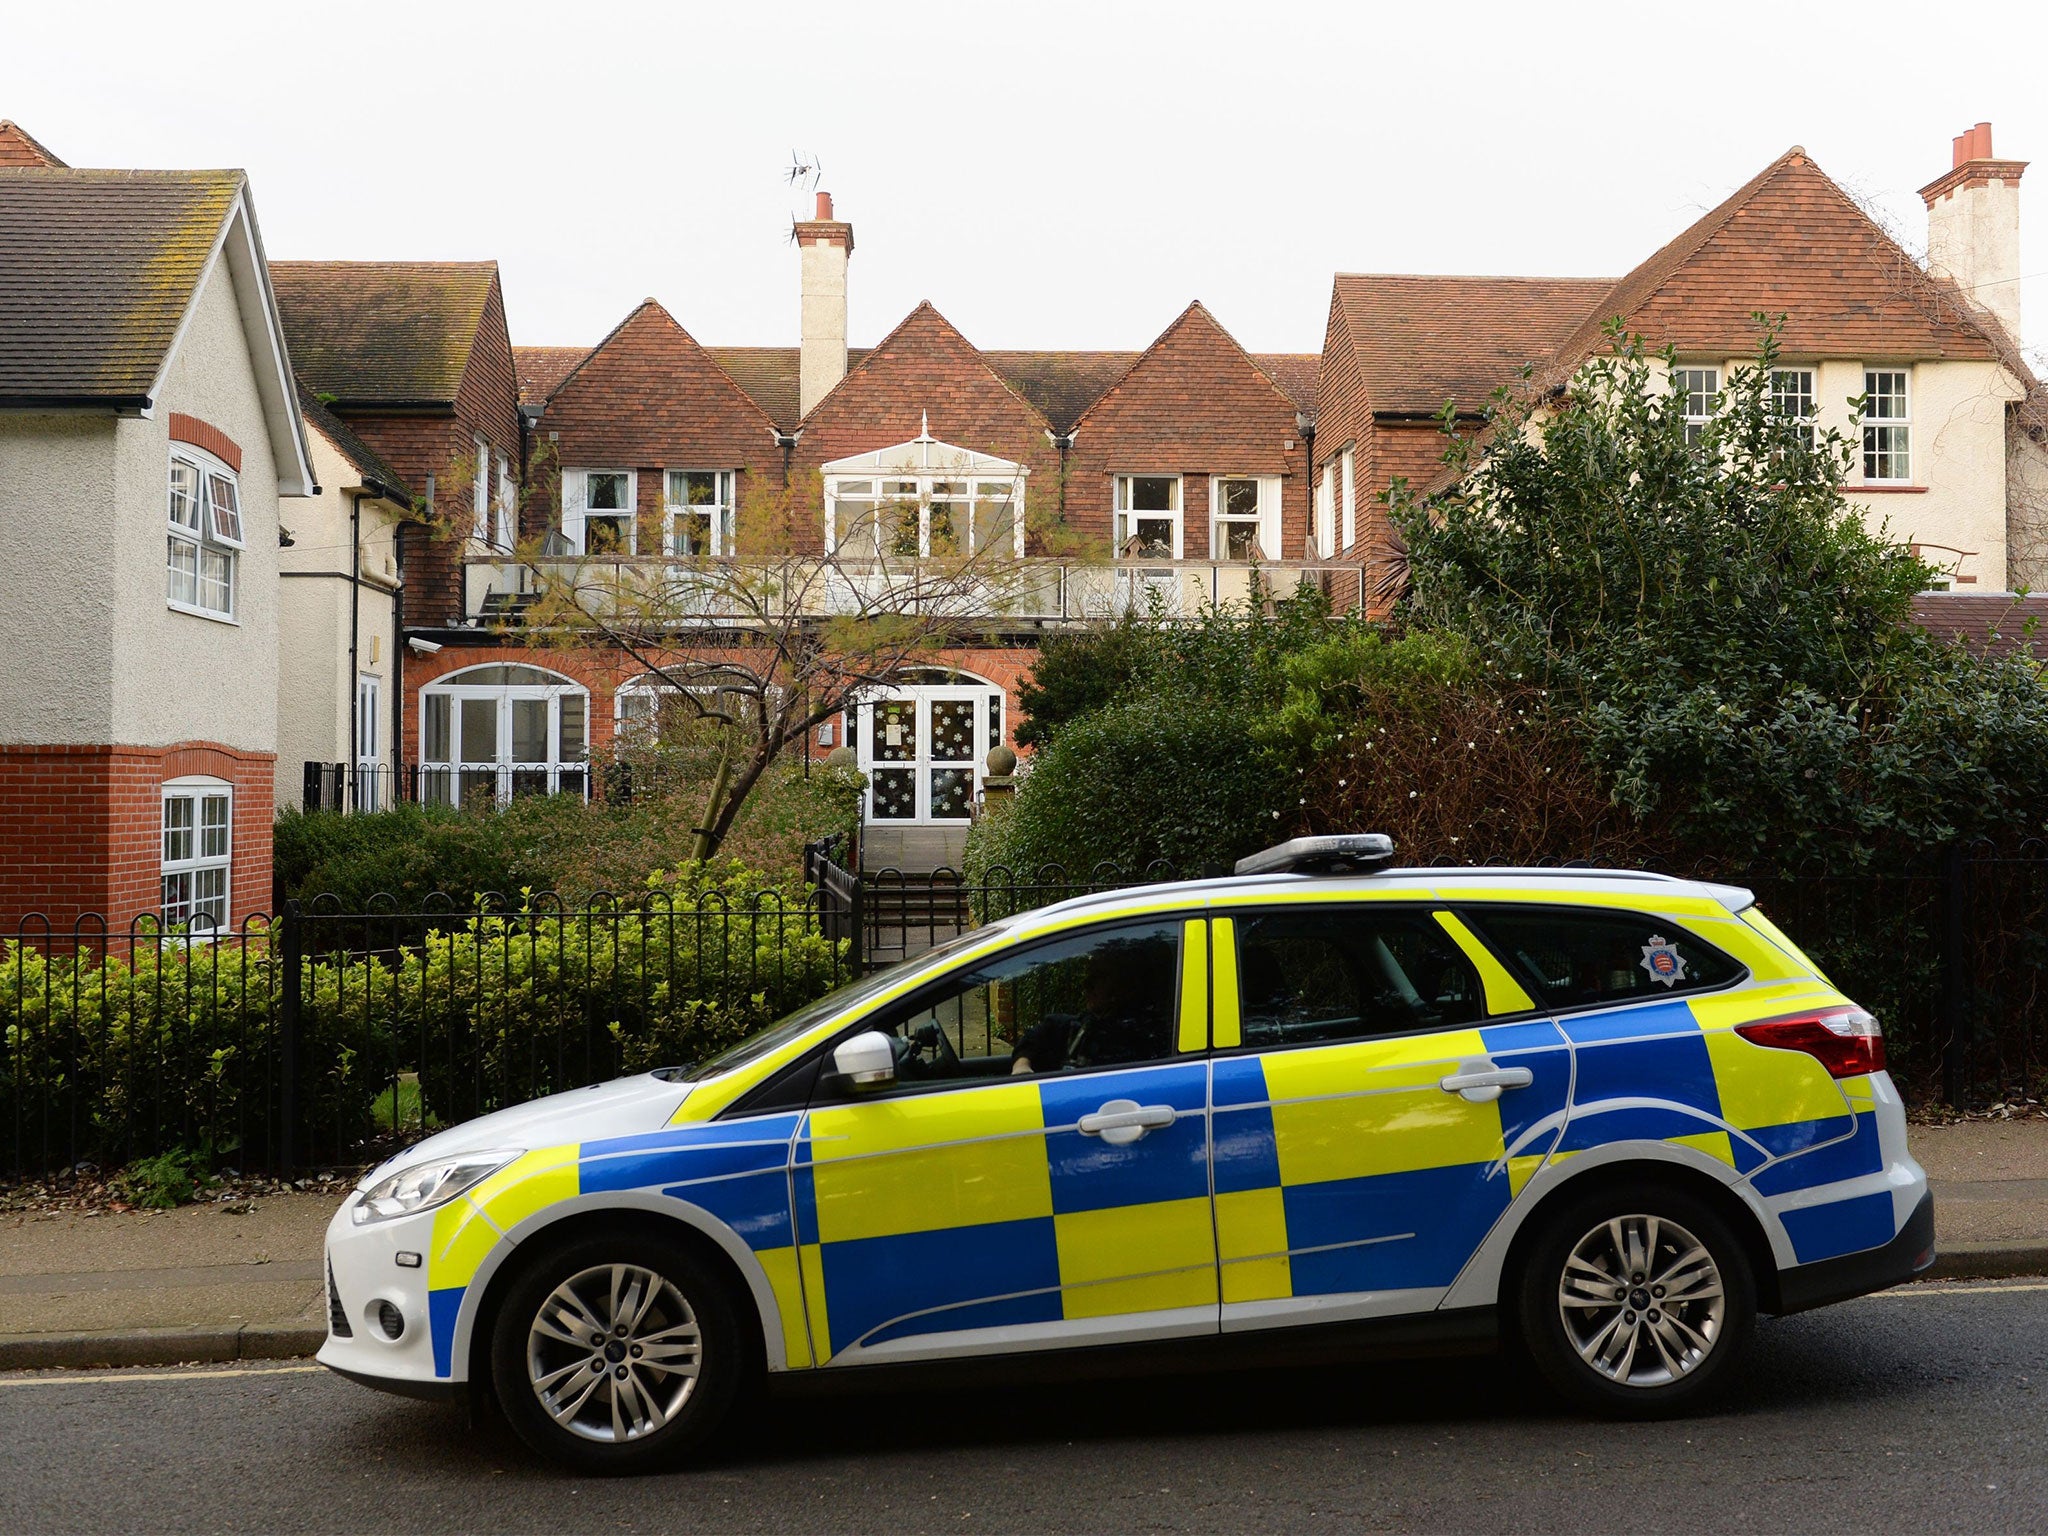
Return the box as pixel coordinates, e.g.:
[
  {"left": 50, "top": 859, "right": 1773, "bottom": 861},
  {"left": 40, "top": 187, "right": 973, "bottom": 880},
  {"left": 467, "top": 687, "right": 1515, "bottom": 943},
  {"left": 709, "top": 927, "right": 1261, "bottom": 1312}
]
[
  {"left": 1517, "top": 1185, "right": 1756, "bottom": 1418},
  {"left": 489, "top": 1230, "right": 749, "bottom": 1473}
]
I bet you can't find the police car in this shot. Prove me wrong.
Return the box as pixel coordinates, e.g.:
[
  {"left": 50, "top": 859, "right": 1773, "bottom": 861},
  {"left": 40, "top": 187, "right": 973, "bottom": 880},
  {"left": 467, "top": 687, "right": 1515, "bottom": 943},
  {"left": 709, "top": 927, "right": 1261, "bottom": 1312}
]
[{"left": 320, "top": 835, "right": 1934, "bottom": 1472}]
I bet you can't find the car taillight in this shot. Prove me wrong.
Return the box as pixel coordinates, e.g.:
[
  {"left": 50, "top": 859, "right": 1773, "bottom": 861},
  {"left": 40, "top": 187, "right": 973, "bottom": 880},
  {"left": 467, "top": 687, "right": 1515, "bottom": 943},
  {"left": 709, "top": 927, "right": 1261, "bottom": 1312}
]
[{"left": 1735, "top": 1008, "right": 1885, "bottom": 1078}]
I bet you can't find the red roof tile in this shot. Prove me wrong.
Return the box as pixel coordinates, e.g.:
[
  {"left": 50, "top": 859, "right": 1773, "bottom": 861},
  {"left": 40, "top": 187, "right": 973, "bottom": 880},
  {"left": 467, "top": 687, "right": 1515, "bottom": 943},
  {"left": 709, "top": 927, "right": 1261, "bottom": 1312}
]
[
  {"left": 513, "top": 344, "right": 587, "bottom": 406},
  {"left": 0, "top": 121, "right": 64, "bottom": 168}
]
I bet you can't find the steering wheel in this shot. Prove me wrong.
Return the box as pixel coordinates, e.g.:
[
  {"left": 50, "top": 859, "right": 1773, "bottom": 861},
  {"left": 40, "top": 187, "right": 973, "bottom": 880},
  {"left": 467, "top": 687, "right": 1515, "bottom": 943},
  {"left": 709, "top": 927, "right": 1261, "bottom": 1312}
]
[{"left": 910, "top": 1020, "right": 961, "bottom": 1073}]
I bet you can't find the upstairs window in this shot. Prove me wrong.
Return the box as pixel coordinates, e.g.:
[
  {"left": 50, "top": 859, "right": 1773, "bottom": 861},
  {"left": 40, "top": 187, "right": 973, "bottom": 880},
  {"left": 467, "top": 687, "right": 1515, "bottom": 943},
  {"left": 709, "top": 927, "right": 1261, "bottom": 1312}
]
[
  {"left": 1339, "top": 447, "right": 1355, "bottom": 552},
  {"left": 564, "top": 469, "right": 636, "bottom": 554},
  {"left": 167, "top": 452, "right": 241, "bottom": 620},
  {"left": 1315, "top": 464, "right": 1336, "bottom": 559},
  {"left": 1114, "top": 475, "right": 1181, "bottom": 559},
  {"left": 1211, "top": 476, "right": 1280, "bottom": 561},
  {"left": 162, "top": 777, "right": 231, "bottom": 933},
  {"left": 1674, "top": 367, "right": 1719, "bottom": 445},
  {"left": 1770, "top": 368, "right": 1816, "bottom": 450},
  {"left": 494, "top": 452, "right": 516, "bottom": 549},
  {"left": 666, "top": 470, "right": 734, "bottom": 557},
  {"left": 1863, "top": 370, "right": 1911, "bottom": 483},
  {"left": 471, "top": 434, "right": 491, "bottom": 542},
  {"left": 826, "top": 475, "right": 1022, "bottom": 559}
]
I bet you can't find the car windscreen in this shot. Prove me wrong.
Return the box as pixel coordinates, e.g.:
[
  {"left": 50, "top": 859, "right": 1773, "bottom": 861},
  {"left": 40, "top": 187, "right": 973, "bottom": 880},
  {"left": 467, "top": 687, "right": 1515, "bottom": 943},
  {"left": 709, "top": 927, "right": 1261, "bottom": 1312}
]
[{"left": 660, "top": 924, "right": 1010, "bottom": 1083}]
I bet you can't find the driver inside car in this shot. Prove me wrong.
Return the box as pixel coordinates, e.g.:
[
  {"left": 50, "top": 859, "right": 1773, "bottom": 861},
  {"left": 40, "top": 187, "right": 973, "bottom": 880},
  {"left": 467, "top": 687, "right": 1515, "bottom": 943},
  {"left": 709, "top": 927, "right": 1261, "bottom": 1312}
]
[{"left": 1009, "top": 957, "right": 1155, "bottom": 1076}]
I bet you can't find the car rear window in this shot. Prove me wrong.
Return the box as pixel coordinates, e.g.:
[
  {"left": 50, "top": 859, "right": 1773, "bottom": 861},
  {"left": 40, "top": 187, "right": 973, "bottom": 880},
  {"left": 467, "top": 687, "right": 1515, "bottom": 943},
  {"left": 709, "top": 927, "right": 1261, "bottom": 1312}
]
[{"left": 1464, "top": 905, "right": 1744, "bottom": 1011}]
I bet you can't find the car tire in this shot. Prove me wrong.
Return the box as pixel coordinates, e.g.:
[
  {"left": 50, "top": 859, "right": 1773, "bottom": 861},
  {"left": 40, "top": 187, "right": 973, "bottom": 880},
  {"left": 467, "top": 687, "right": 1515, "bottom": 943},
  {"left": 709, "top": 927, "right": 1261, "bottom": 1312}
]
[
  {"left": 489, "top": 1228, "right": 750, "bottom": 1475},
  {"left": 1516, "top": 1183, "right": 1756, "bottom": 1419}
]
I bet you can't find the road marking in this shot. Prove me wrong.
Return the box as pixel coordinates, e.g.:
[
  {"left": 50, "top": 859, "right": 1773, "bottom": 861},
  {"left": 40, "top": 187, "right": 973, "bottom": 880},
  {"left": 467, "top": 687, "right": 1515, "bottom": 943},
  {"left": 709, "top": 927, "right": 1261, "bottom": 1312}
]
[
  {"left": 1854, "top": 1281, "right": 2048, "bottom": 1300},
  {"left": 0, "top": 1363, "right": 324, "bottom": 1389}
]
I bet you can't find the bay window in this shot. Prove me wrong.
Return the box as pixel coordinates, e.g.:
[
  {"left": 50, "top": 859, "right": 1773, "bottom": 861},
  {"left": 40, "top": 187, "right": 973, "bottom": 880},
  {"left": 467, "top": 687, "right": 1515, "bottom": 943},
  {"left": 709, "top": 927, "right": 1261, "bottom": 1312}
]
[{"left": 167, "top": 451, "right": 241, "bottom": 620}]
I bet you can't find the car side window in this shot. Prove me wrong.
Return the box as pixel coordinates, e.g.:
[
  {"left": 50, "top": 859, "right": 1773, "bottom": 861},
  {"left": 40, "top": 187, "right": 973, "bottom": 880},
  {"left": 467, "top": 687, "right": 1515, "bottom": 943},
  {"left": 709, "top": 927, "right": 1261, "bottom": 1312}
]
[
  {"left": 1464, "top": 905, "right": 1744, "bottom": 1011},
  {"left": 1234, "top": 905, "right": 1484, "bottom": 1048},
  {"left": 857, "top": 919, "right": 1185, "bottom": 1089}
]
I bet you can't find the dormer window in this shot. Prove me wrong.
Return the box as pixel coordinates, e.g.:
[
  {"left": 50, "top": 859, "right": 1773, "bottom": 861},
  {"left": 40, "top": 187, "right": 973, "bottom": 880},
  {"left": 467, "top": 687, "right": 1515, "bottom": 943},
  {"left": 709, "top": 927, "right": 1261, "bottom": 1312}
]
[
  {"left": 563, "top": 469, "right": 636, "bottom": 554},
  {"left": 666, "top": 470, "right": 735, "bottom": 556},
  {"left": 1114, "top": 475, "right": 1181, "bottom": 559}
]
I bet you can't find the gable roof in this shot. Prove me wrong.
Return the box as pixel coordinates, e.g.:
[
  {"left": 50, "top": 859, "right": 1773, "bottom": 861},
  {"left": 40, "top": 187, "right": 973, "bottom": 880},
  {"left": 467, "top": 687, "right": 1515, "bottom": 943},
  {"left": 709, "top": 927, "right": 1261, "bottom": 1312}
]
[
  {"left": 794, "top": 301, "right": 1055, "bottom": 459},
  {"left": 512, "top": 344, "right": 588, "bottom": 406},
  {"left": 687, "top": 340, "right": 1317, "bottom": 434},
  {"left": 0, "top": 165, "right": 315, "bottom": 492},
  {"left": 295, "top": 380, "right": 411, "bottom": 499},
  {"left": 0, "top": 168, "right": 244, "bottom": 405},
  {"left": 539, "top": 299, "right": 781, "bottom": 464},
  {"left": 1071, "top": 301, "right": 1305, "bottom": 460},
  {"left": 271, "top": 260, "right": 498, "bottom": 407},
  {"left": 1547, "top": 146, "right": 2003, "bottom": 371},
  {"left": 0, "top": 121, "right": 64, "bottom": 168},
  {"left": 1329, "top": 274, "right": 1613, "bottom": 416}
]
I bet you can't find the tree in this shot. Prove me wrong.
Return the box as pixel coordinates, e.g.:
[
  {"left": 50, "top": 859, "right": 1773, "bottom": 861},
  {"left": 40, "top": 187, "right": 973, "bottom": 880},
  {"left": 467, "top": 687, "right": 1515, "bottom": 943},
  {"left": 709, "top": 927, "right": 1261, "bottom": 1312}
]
[
  {"left": 514, "top": 457, "right": 1058, "bottom": 860},
  {"left": 1391, "top": 322, "right": 2048, "bottom": 867}
]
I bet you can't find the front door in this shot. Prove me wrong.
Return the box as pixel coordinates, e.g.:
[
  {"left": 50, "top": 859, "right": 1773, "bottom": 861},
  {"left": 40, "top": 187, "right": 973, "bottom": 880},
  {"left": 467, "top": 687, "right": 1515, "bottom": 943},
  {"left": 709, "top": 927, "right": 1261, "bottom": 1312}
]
[
  {"left": 793, "top": 917, "right": 1216, "bottom": 1365},
  {"left": 1209, "top": 902, "right": 1570, "bottom": 1329},
  {"left": 859, "top": 687, "right": 994, "bottom": 825}
]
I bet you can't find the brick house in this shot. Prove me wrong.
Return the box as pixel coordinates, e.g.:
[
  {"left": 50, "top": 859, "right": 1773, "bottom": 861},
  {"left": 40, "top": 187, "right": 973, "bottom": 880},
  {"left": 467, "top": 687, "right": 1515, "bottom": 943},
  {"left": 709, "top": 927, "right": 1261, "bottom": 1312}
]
[
  {"left": 0, "top": 134, "right": 316, "bottom": 929},
  {"left": 1314, "top": 136, "right": 2035, "bottom": 604},
  {"left": 270, "top": 261, "right": 524, "bottom": 809},
  {"left": 418, "top": 197, "right": 1329, "bottom": 830}
]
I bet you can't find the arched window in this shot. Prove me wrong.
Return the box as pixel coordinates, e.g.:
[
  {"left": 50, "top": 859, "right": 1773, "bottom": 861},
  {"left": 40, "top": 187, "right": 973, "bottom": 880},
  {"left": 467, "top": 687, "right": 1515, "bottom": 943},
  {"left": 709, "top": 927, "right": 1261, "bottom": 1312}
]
[{"left": 420, "top": 664, "right": 589, "bottom": 806}]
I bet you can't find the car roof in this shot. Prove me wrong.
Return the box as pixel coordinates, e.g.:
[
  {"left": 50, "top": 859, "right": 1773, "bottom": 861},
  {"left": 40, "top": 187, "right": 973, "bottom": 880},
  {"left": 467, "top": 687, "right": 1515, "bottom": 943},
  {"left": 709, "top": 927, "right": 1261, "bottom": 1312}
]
[{"left": 1014, "top": 867, "right": 1757, "bottom": 932}]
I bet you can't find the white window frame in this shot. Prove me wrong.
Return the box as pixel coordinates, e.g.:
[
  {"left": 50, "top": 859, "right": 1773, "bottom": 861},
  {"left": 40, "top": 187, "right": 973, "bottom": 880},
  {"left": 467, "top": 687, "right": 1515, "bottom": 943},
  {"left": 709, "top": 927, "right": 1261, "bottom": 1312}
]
[
  {"left": 1315, "top": 463, "right": 1336, "bottom": 559},
  {"left": 664, "top": 470, "right": 737, "bottom": 557},
  {"left": 355, "top": 673, "right": 382, "bottom": 811},
  {"left": 1770, "top": 367, "right": 1817, "bottom": 449},
  {"left": 418, "top": 663, "right": 592, "bottom": 807},
  {"left": 1863, "top": 369, "right": 1912, "bottom": 484},
  {"left": 166, "top": 447, "right": 242, "bottom": 623},
  {"left": 471, "top": 434, "right": 491, "bottom": 542},
  {"left": 1113, "top": 474, "right": 1183, "bottom": 560},
  {"left": 1674, "top": 366, "right": 1720, "bottom": 445},
  {"left": 1208, "top": 475, "right": 1282, "bottom": 563},
  {"left": 1339, "top": 447, "right": 1356, "bottom": 553},
  {"left": 494, "top": 452, "right": 516, "bottom": 550},
  {"left": 825, "top": 474, "right": 1025, "bottom": 559},
  {"left": 161, "top": 776, "right": 231, "bottom": 935},
  {"left": 562, "top": 468, "right": 637, "bottom": 555}
]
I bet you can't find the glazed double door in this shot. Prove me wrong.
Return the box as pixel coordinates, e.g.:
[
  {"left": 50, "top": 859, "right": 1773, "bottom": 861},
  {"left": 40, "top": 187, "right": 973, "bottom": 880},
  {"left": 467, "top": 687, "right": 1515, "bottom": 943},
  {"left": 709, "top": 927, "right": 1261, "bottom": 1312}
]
[{"left": 860, "top": 689, "right": 996, "bottom": 824}]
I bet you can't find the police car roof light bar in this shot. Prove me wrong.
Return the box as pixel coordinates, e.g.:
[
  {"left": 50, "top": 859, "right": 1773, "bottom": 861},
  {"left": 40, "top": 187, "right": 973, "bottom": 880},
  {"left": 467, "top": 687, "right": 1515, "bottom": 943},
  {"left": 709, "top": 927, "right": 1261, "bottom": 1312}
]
[{"left": 1234, "top": 833, "right": 1396, "bottom": 877}]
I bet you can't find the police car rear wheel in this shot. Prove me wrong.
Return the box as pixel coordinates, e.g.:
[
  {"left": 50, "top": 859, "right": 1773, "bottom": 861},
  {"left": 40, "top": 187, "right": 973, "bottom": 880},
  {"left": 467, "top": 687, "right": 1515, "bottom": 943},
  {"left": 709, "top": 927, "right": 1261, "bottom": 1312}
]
[
  {"left": 490, "top": 1231, "right": 746, "bottom": 1473},
  {"left": 1518, "top": 1186, "right": 1755, "bottom": 1418}
]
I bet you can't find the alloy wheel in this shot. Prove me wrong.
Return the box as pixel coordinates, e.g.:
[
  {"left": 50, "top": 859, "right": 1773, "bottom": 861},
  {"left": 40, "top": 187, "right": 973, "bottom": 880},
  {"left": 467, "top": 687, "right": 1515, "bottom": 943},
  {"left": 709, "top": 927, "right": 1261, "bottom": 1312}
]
[
  {"left": 1556, "top": 1214, "right": 1726, "bottom": 1387},
  {"left": 525, "top": 1263, "right": 703, "bottom": 1442}
]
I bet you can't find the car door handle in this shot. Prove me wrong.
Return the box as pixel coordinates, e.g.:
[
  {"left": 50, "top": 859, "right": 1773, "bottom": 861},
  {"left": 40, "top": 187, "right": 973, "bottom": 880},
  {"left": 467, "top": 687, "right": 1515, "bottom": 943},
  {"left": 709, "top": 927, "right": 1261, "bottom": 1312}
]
[
  {"left": 1077, "top": 1099, "right": 1178, "bottom": 1145},
  {"left": 1439, "top": 1062, "right": 1534, "bottom": 1103}
]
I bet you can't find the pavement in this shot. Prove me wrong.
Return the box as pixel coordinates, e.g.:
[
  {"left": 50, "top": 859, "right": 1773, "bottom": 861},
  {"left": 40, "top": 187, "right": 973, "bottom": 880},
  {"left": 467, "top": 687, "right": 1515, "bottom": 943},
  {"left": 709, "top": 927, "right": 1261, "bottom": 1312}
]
[
  {"left": 1, "top": 1119, "right": 2044, "bottom": 1374},
  {"left": 4, "top": 1280, "right": 2046, "bottom": 1532}
]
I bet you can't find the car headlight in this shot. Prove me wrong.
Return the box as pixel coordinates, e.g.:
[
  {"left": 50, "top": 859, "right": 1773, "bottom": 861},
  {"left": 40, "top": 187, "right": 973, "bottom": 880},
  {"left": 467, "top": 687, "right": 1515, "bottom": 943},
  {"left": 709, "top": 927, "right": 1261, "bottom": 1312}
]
[{"left": 350, "top": 1151, "right": 519, "bottom": 1226}]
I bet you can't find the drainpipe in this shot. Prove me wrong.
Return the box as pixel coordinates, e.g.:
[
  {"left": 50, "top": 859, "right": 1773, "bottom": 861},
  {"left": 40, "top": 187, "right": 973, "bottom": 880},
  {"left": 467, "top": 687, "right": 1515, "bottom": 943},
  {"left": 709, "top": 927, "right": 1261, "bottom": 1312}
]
[{"left": 347, "top": 490, "right": 364, "bottom": 807}]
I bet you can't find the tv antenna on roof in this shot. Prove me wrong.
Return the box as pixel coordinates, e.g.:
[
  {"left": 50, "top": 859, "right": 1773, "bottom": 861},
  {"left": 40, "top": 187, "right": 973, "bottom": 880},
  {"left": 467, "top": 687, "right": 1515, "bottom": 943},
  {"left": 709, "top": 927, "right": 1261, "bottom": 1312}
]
[{"left": 786, "top": 150, "right": 823, "bottom": 194}]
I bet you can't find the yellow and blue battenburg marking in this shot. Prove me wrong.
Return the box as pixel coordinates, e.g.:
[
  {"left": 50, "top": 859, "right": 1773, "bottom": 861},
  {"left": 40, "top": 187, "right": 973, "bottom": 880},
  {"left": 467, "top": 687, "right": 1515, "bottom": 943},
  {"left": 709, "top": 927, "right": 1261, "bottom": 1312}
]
[
  {"left": 1211, "top": 1020, "right": 1572, "bottom": 1300},
  {"left": 423, "top": 1115, "right": 810, "bottom": 1377},
  {"left": 796, "top": 1060, "right": 1214, "bottom": 1359}
]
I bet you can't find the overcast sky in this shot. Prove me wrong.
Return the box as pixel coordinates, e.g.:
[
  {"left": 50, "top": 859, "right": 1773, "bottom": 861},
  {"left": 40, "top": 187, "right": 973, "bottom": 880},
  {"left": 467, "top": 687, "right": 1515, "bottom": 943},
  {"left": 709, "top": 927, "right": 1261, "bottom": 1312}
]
[{"left": 7, "top": 0, "right": 2046, "bottom": 362}]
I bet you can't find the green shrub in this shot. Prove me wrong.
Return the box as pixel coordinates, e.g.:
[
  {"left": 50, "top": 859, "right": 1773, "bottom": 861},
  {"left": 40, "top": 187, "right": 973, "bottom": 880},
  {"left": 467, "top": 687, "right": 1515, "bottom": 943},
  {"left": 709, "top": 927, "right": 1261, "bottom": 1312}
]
[{"left": 114, "top": 1148, "right": 209, "bottom": 1208}]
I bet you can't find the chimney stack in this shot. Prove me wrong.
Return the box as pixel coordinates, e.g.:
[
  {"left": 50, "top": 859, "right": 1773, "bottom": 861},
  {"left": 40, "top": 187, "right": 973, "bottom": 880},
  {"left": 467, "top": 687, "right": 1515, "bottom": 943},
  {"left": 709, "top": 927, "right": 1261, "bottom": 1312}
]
[
  {"left": 794, "top": 191, "right": 854, "bottom": 418},
  {"left": 1920, "top": 121, "right": 2027, "bottom": 346}
]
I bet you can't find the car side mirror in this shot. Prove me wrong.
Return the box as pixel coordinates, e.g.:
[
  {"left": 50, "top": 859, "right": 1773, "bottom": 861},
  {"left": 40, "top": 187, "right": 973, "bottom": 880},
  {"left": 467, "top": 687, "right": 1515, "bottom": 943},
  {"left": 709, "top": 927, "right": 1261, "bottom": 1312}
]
[{"left": 831, "top": 1030, "right": 897, "bottom": 1089}]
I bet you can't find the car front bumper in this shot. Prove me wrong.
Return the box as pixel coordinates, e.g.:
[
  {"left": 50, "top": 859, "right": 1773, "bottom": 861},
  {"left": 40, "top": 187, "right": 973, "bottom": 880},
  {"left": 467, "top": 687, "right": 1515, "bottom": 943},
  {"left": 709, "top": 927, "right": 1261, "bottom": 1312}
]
[{"left": 315, "top": 1194, "right": 454, "bottom": 1390}]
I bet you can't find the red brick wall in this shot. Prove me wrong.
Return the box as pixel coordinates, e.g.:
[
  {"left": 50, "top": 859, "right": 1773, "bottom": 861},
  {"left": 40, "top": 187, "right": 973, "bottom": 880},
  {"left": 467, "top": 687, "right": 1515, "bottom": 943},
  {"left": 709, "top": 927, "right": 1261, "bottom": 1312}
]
[{"left": 0, "top": 742, "right": 274, "bottom": 931}]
